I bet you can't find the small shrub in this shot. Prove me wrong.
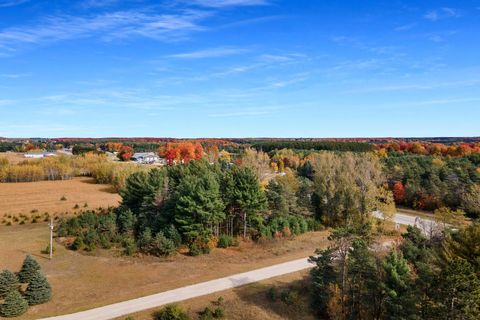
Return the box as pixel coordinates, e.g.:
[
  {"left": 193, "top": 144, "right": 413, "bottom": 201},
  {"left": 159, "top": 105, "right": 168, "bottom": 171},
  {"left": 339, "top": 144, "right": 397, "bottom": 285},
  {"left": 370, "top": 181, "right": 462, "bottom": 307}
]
[
  {"left": 70, "top": 237, "right": 84, "bottom": 251},
  {"left": 189, "top": 243, "right": 201, "bottom": 256},
  {"left": 267, "top": 287, "right": 278, "bottom": 301},
  {"left": 31, "top": 209, "right": 38, "bottom": 214},
  {"left": 41, "top": 243, "right": 55, "bottom": 255},
  {"left": 154, "top": 304, "right": 190, "bottom": 320},
  {"left": 31, "top": 217, "right": 38, "bottom": 223},
  {"left": 198, "top": 307, "right": 214, "bottom": 320},
  {"left": 214, "top": 296, "right": 224, "bottom": 306},
  {"left": 217, "top": 234, "right": 234, "bottom": 248},
  {"left": 84, "top": 203, "right": 88, "bottom": 208},
  {"left": 280, "top": 289, "right": 299, "bottom": 305},
  {"left": 164, "top": 224, "right": 182, "bottom": 247},
  {"left": 213, "top": 307, "right": 225, "bottom": 318},
  {"left": 19, "top": 220, "right": 25, "bottom": 225},
  {"left": 149, "top": 232, "right": 176, "bottom": 257},
  {"left": 122, "top": 237, "right": 137, "bottom": 256},
  {"left": 73, "top": 204, "right": 80, "bottom": 209},
  {"left": 60, "top": 195, "right": 67, "bottom": 201}
]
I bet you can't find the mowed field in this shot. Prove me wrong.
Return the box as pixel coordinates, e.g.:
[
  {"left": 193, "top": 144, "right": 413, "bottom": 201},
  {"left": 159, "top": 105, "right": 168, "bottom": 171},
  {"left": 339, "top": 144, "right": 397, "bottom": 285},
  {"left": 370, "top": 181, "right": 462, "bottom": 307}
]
[
  {"left": 0, "top": 177, "right": 121, "bottom": 219},
  {"left": 0, "top": 223, "right": 329, "bottom": 320}
]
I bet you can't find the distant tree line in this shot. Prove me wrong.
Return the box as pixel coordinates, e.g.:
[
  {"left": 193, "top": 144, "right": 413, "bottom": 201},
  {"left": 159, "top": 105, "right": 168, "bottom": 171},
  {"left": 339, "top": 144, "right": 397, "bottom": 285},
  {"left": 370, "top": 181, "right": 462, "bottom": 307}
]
[{"left": 250, "top": 141, "right": 374, "bottom": 153}]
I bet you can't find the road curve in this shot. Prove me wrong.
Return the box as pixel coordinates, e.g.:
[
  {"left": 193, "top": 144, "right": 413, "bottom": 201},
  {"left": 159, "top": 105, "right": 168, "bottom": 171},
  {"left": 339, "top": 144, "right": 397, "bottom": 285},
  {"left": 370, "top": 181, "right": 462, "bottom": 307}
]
[
  {"left": 40, "top": 258, "right": 312, "bottom": 320},
  {"left": 41, "top": 211, "right": 435, "bottom": 320}
]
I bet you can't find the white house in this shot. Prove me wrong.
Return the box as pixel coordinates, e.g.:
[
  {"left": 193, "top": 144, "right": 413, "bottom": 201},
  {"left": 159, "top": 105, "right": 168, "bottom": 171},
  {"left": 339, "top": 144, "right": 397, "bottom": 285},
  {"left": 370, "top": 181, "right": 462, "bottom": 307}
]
[
  {"left": 131, "top": 152, "right": 165, "bottom": 164},
  {"left": 24, "top": 151, "right": 57, "bottom": 159}
]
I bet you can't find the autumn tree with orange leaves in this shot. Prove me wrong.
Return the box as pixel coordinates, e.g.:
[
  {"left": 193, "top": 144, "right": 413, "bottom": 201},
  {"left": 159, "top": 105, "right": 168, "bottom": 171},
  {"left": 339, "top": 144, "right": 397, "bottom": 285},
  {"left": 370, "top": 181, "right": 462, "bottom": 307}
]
[
  {"left": 392, "top": 181, "right": 406, "bottom": 204},
  {"left": 159, "top": 142, "right": 204, "bottom": 165},
  {"left": 117, "top": 146, "right": 134, "bottom": 161}
]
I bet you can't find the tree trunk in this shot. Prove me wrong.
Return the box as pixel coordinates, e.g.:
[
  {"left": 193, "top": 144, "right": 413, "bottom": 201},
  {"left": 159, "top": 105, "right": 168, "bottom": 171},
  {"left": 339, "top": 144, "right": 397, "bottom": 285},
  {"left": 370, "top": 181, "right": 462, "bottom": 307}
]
[{"left": 243, "top": 212, "right": 247, "bottom": 239}]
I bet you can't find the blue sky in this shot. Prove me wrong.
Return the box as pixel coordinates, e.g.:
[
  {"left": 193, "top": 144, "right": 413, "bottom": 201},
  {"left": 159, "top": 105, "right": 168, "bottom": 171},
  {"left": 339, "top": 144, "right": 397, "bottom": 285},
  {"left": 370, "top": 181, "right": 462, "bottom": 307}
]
[{"left": 0, "top": 0, "right": 479, "bottom": 138}]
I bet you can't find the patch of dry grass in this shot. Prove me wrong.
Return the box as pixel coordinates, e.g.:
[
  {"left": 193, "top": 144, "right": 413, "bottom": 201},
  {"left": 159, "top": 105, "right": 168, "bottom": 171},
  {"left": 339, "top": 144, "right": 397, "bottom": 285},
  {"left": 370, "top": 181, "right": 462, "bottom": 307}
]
[
  {"left": 119, "top": 270, "right": 315, "bottom": 320},
  {"left": 0, "top": 223, "right": 329, "bottom": 320},
  {"left": 0, "top": 177, "right": 120, "bottom": 222},
  {"left": 0, "top": 152, "right": 33, "bottom": 165}
]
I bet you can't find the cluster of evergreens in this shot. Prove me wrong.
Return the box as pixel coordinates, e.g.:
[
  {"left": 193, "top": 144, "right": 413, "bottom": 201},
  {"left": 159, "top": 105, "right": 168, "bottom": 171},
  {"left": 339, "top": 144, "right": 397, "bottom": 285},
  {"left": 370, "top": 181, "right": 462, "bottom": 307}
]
[
  {"left": 56, "top": 151, "right": 393, "bottom": 258},
  {"left": 0, "top": 255, "right": 52, "bottom": 318},
  {"left": 310, "top": 223, "right": 480, "bottom": 320}
]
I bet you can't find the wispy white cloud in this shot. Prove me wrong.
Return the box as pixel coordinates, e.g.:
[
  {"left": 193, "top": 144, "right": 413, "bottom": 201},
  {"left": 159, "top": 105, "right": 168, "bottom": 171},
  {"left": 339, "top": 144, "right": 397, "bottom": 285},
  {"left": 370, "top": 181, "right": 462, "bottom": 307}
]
[
  {"left": 331, "top": 36, "right": 397, "bottom": 55},
  {"left": 347, "top": 79, "right": 480, "bottom": 94},
  {"left": 167, "top": 46, "right": 248, "bottom": 59},
  {"left": 36, "top": 88, "right": 208, "bottom": 111},
  {"left": 0, "top": 0, "right": 29, "bottom": 8},
  {"left": 0, "top": 9, "right": 211, "bottom": 55},
  {"left": 405, "top": 97, "right": 480, "bottom": 106},
  {"left": 424, "top": 8, "right": 460, "bottom": 21},
  {"left": 332, "top": 59, "right": 382, "bottom": 72},
  {"left": 270, "top": 73, "right": 308, "bottom": 88},
  {"left": 188, "top": 0, "right": 270, "bottom": 8},
  {"left": 0, "top": 73, "right": 30, "bottom": 78},
  {"left": 394, "top": 23, "right": 417, "bottom": 31},
  {"left": 81, "top": 0, "right": 120, "bottom": 9}
]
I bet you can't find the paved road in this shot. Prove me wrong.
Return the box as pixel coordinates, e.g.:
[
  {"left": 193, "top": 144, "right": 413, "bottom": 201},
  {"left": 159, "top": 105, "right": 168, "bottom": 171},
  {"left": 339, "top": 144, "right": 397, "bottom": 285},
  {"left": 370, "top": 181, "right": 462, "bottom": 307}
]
[
  {"left": 40, "top": 258, "right": 312, "bottom": 320},
  {"left": 41, "top": 211, "right": 436, "bottom": 320},
  {"left": 373, "top": 210, "right": 438, "bottom": 234}
]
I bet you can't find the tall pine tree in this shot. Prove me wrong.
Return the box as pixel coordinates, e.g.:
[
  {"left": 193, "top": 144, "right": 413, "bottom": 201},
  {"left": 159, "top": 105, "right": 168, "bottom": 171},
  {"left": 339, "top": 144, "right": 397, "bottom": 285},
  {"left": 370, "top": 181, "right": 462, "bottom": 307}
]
[{"left": 382, "top": 250, "right": 417, "bottom": 320}]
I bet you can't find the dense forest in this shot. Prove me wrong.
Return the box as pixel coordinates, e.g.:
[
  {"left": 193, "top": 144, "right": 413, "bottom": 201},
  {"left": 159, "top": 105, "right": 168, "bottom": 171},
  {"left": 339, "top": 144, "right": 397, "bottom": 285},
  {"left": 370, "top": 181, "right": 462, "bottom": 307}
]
[
  {"left": 310, "top": 223, "right": 480, "bottom": 320},
  {"left": 21, "top": 141, "right": 474, "bottom": 319}
]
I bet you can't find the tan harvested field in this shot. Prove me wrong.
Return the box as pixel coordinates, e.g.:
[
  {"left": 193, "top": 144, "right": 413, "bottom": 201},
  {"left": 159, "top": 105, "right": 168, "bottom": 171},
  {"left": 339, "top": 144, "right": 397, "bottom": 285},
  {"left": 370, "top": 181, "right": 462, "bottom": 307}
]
[
  {"left": 0, "top": 223, "right": 329, "bottom": 320},
  {"left": 119, "top": 270, "right": 315, "bottom": 320},
  {"left": 0, "top": 177, "right": 121, "bottom": 220}
]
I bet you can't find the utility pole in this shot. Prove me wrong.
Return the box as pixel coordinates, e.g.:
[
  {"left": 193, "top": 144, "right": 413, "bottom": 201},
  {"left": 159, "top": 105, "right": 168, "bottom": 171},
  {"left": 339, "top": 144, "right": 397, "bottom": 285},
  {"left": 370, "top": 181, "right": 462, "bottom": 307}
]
[{"left": 48, "top": 217, "right": 54, "bottom": 259}]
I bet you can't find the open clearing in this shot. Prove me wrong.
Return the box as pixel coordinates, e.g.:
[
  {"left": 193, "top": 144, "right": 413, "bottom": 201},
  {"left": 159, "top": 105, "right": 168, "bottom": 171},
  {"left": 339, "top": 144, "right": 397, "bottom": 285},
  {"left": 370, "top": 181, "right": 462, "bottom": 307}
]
[
  {"left": 0, "top": 177, "right": 121, "bottom": 219},
  {"left": 0, "top": 223, "right": 329, "bottom": 320},
  {"left": 118, "top": 270, "right": 315, "bottom": 320}
]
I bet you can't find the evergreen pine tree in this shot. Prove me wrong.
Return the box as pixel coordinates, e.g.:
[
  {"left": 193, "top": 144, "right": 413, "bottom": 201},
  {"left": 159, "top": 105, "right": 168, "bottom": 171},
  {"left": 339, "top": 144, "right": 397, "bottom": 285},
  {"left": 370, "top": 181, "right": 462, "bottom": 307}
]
[
  {"left": 17, "top": 255, "right": 41, "bottom": 283},
  {"left": 24, "top": 271, "right": 52, "bottom": 305},
  {"left": 0, "top": 270, "right": 19, "bottom": 299},
  {"left": 382, "top": 250, "right": 417, "bottom": 320},
  {"left": 434, "top": 257, "right": 480, "bottom": 320},
  {"left": 0, "top": 290, "right": 28, "bottom": 317},
  {"left": 309, "top": 248, "right": 337, "bottom": 319}
]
